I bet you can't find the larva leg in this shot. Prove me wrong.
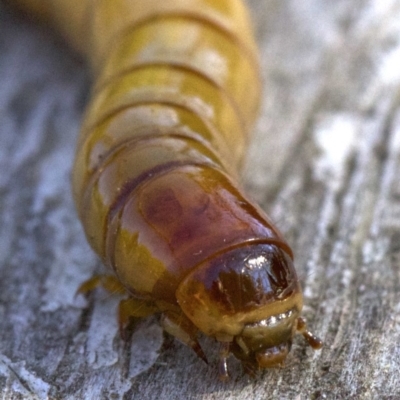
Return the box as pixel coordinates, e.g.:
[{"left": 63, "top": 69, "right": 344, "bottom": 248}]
[
  {"left": 296, "top": 317, "right": 323, "bottom": 350},
  {"left": 218, "top": 342, "right": 230, "bottom": 381},
  {"left": 242, "top": 362, "right": 258, "bottom": 378},
  {"left": 77, "top": 275, "right": 159, "bottom": 338},
  {"left": 161, "top": 311, "right": 207, "bottom": 364},
  {"left": 77, "top": 274, "right": 126, "bottom": 295},
  {"left": 118, "top": 297, "right": 159, "bottom": 339}
]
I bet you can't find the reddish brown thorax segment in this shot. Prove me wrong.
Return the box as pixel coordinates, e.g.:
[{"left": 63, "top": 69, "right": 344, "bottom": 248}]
[{"left": 109, "top": 164, "right": 292, "bottom": 302}]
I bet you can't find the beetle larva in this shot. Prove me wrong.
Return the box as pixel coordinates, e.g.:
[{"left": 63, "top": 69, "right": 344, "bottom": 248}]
[{"left": 11, "top": 0, "right": 322, "bottom": 378}]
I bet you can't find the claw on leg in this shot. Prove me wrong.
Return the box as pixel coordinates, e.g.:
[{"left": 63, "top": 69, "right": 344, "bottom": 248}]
[{"left": 161, "top": 311, "right": 207, "bottom": 364}]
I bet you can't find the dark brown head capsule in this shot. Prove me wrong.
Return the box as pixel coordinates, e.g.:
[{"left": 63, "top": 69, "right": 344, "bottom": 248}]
[{"left": 176, "top": 243, "right": 321, "bottom": 377}]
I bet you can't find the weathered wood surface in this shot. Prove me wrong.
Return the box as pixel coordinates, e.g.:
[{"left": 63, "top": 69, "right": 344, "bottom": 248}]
[{"left": 1, "top": 0, "right": 400, "bottom": 398}]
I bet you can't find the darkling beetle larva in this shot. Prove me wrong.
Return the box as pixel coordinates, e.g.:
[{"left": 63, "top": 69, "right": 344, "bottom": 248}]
[{"left": 10, "top": 0, "right": 322, "bottom": 379}]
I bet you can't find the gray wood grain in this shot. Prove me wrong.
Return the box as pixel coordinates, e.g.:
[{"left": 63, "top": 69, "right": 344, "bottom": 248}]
[{"left": 1, "top": 1, "right": 400, "bottom": 398}]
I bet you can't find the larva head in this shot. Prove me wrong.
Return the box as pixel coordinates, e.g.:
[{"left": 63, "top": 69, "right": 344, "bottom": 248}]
[{"left": 176, "top": 244, "right": 303, "bottom": 370}]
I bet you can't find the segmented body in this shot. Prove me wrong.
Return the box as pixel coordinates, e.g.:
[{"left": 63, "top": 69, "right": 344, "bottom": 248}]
[{"left": 11, "top": 0, "right": 321, "bottom": 377}]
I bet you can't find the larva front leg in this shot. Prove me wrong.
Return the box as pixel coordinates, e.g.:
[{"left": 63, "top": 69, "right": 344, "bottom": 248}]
[
  {"left": 161, "top": 311, "right": 207, "bottom": 364},
  {"left": 78, "top": 274, "right": 158, "bottom": 338}
]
